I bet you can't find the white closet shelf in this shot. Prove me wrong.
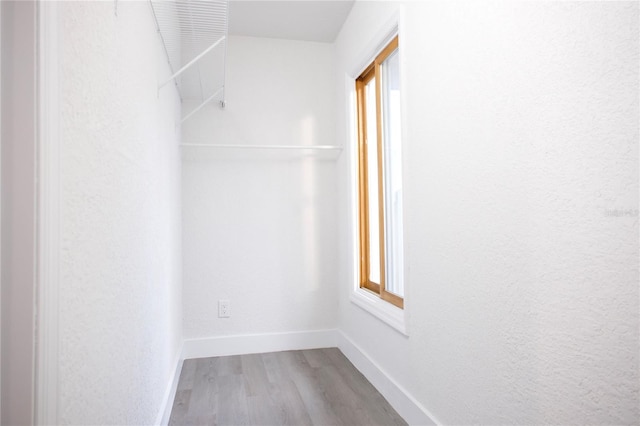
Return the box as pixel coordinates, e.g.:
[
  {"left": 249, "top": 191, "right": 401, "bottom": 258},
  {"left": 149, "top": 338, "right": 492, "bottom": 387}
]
[{"left": 180, "top": 143, "right": 343, "bottom": 160}]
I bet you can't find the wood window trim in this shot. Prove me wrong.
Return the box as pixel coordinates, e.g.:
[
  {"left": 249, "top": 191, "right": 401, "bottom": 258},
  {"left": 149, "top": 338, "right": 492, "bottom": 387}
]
[{"left": 356, "top": 36, "right": 403, "bottom": 309}]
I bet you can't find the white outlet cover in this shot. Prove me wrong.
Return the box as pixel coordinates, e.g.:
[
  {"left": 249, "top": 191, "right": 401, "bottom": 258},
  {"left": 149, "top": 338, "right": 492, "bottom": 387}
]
[{"left": 218, "top": 299, "right": 230, "bottom": 318}]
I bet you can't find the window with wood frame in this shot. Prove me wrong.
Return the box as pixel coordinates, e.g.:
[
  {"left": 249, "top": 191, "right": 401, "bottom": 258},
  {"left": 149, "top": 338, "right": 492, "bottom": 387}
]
[{"left": 356, "top": 35, "right": 404, "bottom": 309}]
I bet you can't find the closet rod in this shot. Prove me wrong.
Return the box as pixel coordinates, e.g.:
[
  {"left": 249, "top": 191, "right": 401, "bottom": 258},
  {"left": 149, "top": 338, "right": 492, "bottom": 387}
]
[{"left": 180, "top": 144, "right": 342, "bottom": 150}]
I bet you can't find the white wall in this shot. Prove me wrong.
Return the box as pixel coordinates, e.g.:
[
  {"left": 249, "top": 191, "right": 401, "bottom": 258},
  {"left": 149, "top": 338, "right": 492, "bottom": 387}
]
[
  {"left": 336, "top": 1, "right": 639, "bottom": 424},
  {"left": 59, "top": 2, "right": 182, "bottom": 424},
  {"left": 182, "top": 36, "right": 338, "bottom": 339},
  {"left": 0, "top": 2, "right": 36, "bottom": 424}
]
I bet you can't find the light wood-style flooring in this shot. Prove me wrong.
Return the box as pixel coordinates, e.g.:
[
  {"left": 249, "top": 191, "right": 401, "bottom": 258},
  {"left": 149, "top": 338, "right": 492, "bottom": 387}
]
[{"left": 169, "top": 348, "right": 407, "bottom": 426}]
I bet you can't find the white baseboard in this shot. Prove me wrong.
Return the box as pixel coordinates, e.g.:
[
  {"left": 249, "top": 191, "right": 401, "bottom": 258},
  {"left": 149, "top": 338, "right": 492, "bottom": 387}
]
[
  {"left": 182, "top": 329, "right": 339, "bottom": 359},
  {"left": 154, "top": 345, "right": 184, "bottom": 426},
  {"left": 337, "top": 331, "right": 441, "bottom": 426}
]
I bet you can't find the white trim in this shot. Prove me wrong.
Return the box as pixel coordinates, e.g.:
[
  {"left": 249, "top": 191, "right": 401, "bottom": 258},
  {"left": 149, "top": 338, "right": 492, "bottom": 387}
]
[
  {"left": 154, "top": 346, "right": 184, "bottom": 426},
  {"left": 345, "top": 8, "right": 409, "bottom": 337},
  {"left": 396, "top": 6, "right": 413, "bottom": 321},
  {"left": 34, "top": 2, "right": 60, "bottom": 425},
  {"left": 337, "top": 331, "right": 441, "bottom": 426},
  {"left": 182, "top": 329, "right": 338, "bottom": 360},
  {"left": 350, "top": 288, "right": 407, "bottom": 335},
  {"left": 347, "top": 12, "right": 400, "bottom": 79}
]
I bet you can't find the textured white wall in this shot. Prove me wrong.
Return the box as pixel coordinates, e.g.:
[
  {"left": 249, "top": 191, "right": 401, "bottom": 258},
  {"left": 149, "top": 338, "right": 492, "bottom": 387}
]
[
  {"left": 336, "top": 1, "right": 639, "bottom": 424},
  {"left": 59, "top": 2, "right": 182, "bottom": 424},
  {"left": 0, "top": 2, "right": 36, "bottom": 424},
  {"left": 182, "top": 36, "right": 338, "bottom": 339}
]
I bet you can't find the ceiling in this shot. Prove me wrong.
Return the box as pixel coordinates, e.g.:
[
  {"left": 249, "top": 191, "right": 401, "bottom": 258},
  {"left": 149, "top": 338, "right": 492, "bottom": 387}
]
[{"left": 228, "top": 0, "right": 356, "bottom": 43}]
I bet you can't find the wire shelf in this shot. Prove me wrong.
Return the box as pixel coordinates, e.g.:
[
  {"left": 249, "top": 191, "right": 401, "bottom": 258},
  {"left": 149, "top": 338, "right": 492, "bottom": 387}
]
[{"left": 150, "top": 0, "right": 229, "bottom": 121}]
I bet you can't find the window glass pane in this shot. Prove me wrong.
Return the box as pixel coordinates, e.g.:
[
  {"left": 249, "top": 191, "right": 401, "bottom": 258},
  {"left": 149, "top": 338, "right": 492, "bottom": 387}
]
[
  {"left": 365, "top": 77, "right": 380, "bottom": 285},
  {"left": 381, "top": 49, "right": 404, "bottom": 297}
]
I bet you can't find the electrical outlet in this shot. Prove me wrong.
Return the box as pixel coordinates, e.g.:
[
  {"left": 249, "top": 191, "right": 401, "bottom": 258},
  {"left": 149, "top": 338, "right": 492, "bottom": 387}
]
[{"left": 218, "top": 299, "right": 230, "bottom": 318}]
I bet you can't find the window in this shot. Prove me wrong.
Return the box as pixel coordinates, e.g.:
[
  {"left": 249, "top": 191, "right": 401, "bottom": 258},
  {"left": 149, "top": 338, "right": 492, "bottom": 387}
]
[{"left": 356, "top": 35, "right": 404, "bottom": 309}]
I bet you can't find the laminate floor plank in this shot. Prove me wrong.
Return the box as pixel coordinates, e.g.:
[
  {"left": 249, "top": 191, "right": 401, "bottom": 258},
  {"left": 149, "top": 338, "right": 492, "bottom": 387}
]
[
  {"left": 177, "top": 360, "right": 197, "bottom": 391},
  {"left": 314, "top": 364, "right": 377, "bottom": 426},
  {"left": 301, "top": 348, "right": 333, "bottom": 368},
  {"left": 180, "top": 415, "right": 217, "bottom": 426},
  {"left": 261, "top": 352, "right": 290, "bottom": 385},
  {"left": 274, "top": 351, "right": 346, "bottom": 426},
  {"left": 187, "top": 359, "right": 218, "bottom": 419},
  {"left": 240, "top": 354, "right": 272, "bottom": 397},
  {"left": 268, "top": 379, "right": 314, "bottom": 426},
  {"left": 169, "top": 348, "right": 407, "bottom": 426},
  {"left": 217, "top": 354, "right": 242, "bottom": 376},
  {"left": 321, "top": 348, "right": 407, "bottom": 426},
  {"left": 217, "top": 374, "right": 250, "bottom": 426},
  {"left": 168, "top": 389, "right": 191, "bottom": 426}
]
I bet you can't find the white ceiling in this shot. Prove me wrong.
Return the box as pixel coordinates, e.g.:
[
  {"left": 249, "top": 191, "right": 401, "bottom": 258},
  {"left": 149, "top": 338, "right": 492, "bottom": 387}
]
[{"left": 228, "top": 0, "right": 355, "bottom": 43}]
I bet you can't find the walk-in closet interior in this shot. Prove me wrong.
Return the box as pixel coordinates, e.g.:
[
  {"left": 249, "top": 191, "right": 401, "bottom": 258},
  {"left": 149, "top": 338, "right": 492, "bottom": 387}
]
[{"left": 0, "top": 0, "right": 637, "bottom": 425}]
